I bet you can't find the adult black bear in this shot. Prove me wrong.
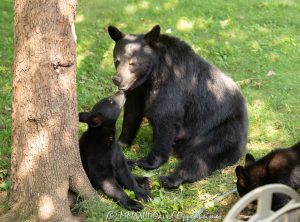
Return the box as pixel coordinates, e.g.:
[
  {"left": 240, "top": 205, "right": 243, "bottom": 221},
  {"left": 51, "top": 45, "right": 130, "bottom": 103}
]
[
  {"left": 235, "top": 142, "right": 300, "bottom": 210},
  {"left": 108, "top": 25, "right": 248, "bottom": 189},
  {"left": 79, "top": 91, "right": 151, "bottom": 211}
]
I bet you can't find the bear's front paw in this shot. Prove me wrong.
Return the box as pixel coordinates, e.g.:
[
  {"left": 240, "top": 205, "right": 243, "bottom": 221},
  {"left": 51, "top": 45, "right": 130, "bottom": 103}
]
[
  {"left": 159, "top": 176, "right": 180, "bottom": 189},
  {"left": 136, "top": 177, "right": 152, "bottom": 191},
  {"left": 137, "top": 156, "right": 166, "bottom": 170},
  {"left": 135, "top": 189, "right": 152, "bottom": 202},
  {"left": 119, "top": 198, "right": 143, "bottom": 211}
]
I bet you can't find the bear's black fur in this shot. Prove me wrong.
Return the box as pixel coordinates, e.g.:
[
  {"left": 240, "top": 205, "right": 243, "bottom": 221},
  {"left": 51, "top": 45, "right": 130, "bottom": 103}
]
[
  {"left": 79, "top": 91, "right": 151, "bottom": 211},
  {"left": 108, "top": 25, "right": 248, "bottom": 189},
  {"left": 235, "top": 142, "right": 300, "bottom": 210}
]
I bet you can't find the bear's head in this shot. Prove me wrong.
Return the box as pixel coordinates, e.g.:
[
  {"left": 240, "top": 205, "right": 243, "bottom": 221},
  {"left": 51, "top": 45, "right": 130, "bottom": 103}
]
[
  {"left": 79, "top": 91, "right": 125, "bottom": 128},
  {"left": 108, "top": 25, "right": 161, "bottom": 91},
  {"left": 235, "top": 153, "right": 263, "bottom": 197}
]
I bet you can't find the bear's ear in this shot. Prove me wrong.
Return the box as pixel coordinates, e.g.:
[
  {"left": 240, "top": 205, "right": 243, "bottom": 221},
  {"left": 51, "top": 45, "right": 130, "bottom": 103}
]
[
  {"left": 87, "top": 114, "right": 103, "bottom": 127},
  {"left": 245, "top": 153, "right": 255, "bottom": 167},
  {"left": 79, "top": 112, "right": 90, "bottom": 123},
  {"left": 108, "top": 26, "right": 125, "bottom": 42},
  {"left": 144, "top": 25, "right": 160, "bottom": 45},
  {"left": 235, "top": 165, "right": 247, "bottom": 187}
]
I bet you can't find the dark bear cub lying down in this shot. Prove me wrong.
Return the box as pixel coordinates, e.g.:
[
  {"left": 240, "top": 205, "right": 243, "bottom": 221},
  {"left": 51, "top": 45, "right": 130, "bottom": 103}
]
[
  {"left": 235, "top": 142, "right": 300, "bottom": 210},
  {"left": 79, "top": 91, "right": 151, "bottom": 211}
]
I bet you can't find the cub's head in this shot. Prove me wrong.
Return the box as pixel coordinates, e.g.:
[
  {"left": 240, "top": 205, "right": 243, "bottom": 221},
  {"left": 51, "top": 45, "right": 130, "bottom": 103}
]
[
  {"left": 108, "top": 25, "right": 161, "bottom": 91},
  {"left": 235, "top": 153, "right": 260, "bottom": 197},
  {"left": 79, "top": 91, "right": 125, "bottom": 128}
]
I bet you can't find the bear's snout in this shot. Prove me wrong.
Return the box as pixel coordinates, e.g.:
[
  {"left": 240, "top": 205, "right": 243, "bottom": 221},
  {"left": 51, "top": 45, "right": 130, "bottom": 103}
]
[{"left": 112, "top": 76, "right": 122, "bottom": 86}]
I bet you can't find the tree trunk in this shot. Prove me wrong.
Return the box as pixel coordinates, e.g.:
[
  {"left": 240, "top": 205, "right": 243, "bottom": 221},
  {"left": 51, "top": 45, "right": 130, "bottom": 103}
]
[{"left": 5, "top": 0, "right": 96, "bottom": 221}]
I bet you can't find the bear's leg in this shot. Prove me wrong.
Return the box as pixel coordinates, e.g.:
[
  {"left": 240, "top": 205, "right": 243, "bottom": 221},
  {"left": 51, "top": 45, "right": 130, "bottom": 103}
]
[
  {"left": 99, "top": 177, "right": 144, "bottom": 211},
  {"left": 92, "top": 165, "right": 143, "bottom": 211},
  {"left": 272, "top": 193, "right": 290, "bottom": 211},
  {"left": 271, "top": 178, "right": 293, "bottom": 210},
  {"left": 160, "top": 118, "right": 246, "bottom": 189},
  {"left": 159, "top": 153, "right": 213, "bottom": 189},
  {"left": 137, "top": 121, "right": 176, "bottom": 170},
  {"left": 119, "top": 90, "right": 145, "bottom": 147},
  {"left": 115, "top": 157, "right": 151, "bottom": 202}
]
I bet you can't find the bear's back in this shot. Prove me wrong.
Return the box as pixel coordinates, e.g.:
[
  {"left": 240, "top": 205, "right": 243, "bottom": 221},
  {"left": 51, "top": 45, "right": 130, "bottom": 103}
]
[{"left": 157, "top": 35, "right": 242, "bottom": 100}]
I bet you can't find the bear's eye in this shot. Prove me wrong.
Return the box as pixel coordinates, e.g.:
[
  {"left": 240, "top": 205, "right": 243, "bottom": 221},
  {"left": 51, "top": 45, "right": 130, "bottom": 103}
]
[{"left": 114, "top": 59, "right": 120, "bottom": 67}]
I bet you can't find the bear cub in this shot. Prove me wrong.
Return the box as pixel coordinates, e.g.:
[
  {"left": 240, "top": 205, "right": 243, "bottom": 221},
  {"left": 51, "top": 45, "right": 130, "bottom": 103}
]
[
  {"left": 79, "top": 91, "right": 151, "bottom": 211},
  {"left": 235, "top": 141, "right": 300, "bottom": 210}
]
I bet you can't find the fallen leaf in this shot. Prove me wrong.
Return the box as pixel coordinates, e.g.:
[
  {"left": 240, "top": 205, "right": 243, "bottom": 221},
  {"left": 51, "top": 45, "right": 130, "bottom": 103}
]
[
  {"left": 4, "top": 106, "right": 11, "bottom": 111},
  {"left": 220, "top": 19, "right": 230, "bottom": 28},
  {"left": 267, "top": 70, "right": 275, "bottom": 77},
  {"left": 130, "top": 144, "right": 140, "bottom": 152},
  {"left": 165, "top": 28, "right": 172, "bottom": 34}
]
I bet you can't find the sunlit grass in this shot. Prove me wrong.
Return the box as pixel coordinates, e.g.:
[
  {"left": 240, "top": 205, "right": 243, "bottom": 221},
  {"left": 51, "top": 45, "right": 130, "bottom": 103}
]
[
  {"left": 176, "top": 18, "right": 194, "bottom": 31},
  {"left": 0, "top": 0, "right": 299, "bottom": 220}
]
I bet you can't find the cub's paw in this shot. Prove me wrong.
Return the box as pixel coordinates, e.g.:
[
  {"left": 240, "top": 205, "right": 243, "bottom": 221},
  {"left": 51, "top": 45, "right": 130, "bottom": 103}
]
[
  {"left": 119, "top": 198, "right": 143, "bottom": 211},
  {"left": 159, "top": 176, "right": 180, "bottom": 189},
  {"left": 136, "top": 176, "right": 152, "bottom": 191}
]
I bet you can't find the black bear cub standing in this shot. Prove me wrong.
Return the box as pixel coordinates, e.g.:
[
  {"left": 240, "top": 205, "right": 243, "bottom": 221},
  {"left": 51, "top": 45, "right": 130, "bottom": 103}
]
[
  {"left": 235, "top": 142, "right": 300, "bottom": 210},
  {"left": 79, "top": 91, "right": 151, "bottom": 211}
]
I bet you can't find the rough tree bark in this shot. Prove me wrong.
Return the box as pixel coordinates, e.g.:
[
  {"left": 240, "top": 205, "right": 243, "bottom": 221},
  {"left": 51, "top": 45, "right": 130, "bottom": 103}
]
[{"left": 4, "top": 0, "right": 97, "bottom": 221}]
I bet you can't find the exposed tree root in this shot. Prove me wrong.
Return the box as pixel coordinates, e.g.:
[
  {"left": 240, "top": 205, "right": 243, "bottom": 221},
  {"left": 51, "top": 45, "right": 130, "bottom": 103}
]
[{"left": 0, "top": 171, "right": 98, "bottom": 222}]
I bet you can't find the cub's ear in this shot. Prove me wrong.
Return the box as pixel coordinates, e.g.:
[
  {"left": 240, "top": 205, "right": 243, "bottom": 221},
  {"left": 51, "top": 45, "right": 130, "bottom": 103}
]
[
  {"left": 87, "top": 114, "right": 103, "bottom": 127},
  {"left": 108, "top": 26, "right": 125, "bottom": 42},
  {"left": 235, "top": 165, "right": 247, "bottom": 187},
  {"left": 144, "top": 25, "right": 160, "bottom": 45},
  {"left": 245, "top": 153, "right": 255, "bottom": 167},
  {"left": 79, "top": 112, "right": 90, "bottom": 123}
]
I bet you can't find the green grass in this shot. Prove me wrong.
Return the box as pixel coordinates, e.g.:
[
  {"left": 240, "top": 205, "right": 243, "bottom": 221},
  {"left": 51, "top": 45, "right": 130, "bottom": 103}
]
[
  {"left": 0, "top": 0, "right": 13, "bottom": 190},
  {"left": 1, "top": 0, "right": 300, "bottom": 220}
]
